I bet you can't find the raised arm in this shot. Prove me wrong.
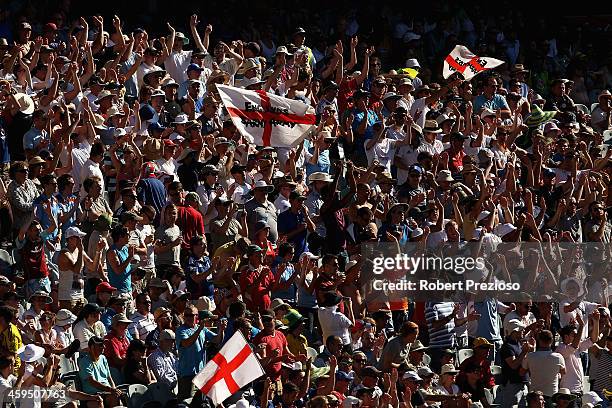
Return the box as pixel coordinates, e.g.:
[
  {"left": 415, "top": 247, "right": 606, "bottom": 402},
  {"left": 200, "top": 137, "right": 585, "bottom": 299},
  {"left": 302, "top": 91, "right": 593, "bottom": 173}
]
[{"left": 189, "top": 15, "right": 207, "bottom": 53}]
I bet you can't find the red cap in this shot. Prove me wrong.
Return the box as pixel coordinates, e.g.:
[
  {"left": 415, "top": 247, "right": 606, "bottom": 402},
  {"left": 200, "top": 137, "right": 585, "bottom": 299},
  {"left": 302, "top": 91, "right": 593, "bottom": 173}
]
[
  {"left": 44, "top": 23, "right": 58, "bottom": 31},
  {"left": 142, "top": 161, "right": 158, "bottom": 178},
  {"left": 96, "top": 282, "right": 117, "bottom": 293},
  {"left": 163, "top": 139, "right": 177, "bottom": 147}
]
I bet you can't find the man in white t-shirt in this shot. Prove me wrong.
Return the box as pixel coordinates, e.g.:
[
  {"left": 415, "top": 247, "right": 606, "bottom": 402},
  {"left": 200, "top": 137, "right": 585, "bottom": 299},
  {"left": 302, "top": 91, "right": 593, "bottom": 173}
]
[
  {"left": 521, "top": 330, "right": 566, "bottom": 398},
  {"left": 365, "top": 117, "right": 413, "bottom": 171},
  {"left": 317, "top": 292, "right": 354, "bottom": 346},
  {"left": 556, "top": 312, "right": 599, "bottom": 393},
  {"left": 163, "top": 17, "right": 206, "bottom": 84},
  {"left": 502, "top": 299, "right": 539, "bottom": 337}
]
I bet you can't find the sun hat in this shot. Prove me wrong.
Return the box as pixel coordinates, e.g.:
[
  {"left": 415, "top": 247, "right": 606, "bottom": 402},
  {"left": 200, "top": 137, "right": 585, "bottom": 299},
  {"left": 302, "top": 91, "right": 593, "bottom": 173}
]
[
  {"left": 17, "top": 344, "right": 45, "bottom": 363},
  {"left": 423, "top": 120, "right": 442, "bottom": 133},
  {"left": 14, "top": 93, "right": 35, "bottom": 115},
  {"left": 441, "top": 364, "right": 459, "bottom": 375},
  {"left": 410, "top": 340, "right": 429, "bottom": 352},
  {"left": 275, "top": 46, "right": 293, "bottom": 56},
  {"left": 111, "top": 313, "right": 133, "bottom": 326},
  {"left": 55, "top": 309, "right": 77, "bottom": 326},
  {"left": 253, "top": 180, "right": 274, "bottom": 193},
  {"left": 436, "top": 170, "right": 454, "bottom": 182},
  {"left": 524, "top": 106, "right": 557, "bottom": 127},
  {"left": 153, "top": 307, "right": 171, "bottom": 321},
  {"left": 417, "top": 366, "right": 435, "bottom": 378},
  {"left": 552, "top": 388, "right": 577, "bottom": 403},
  {"left": 29, "top": 291, "right": 53, "bottom": 304},
  {"left": 308, "top": 172, "right": 333, "bottom": 184},
  {"left": 284, "top": 309, "right": 307, "bottom": 330},
  {"left": 94, "top": 90, "right": 113, "bottom": 104},
  {"left": 271, "top": 298, "right": 290, "bottom": 311},
  {"left": 473, "top": 337, "right": 494, "bottom": 349},
  {"left": 405, "top": 58, "right": 421, "bottom": 68}
]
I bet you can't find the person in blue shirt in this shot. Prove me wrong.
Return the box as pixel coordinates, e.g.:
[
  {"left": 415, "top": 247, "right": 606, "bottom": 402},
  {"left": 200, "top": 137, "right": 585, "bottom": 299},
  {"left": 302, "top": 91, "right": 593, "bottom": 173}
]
[
  {"left": 106, "top": 226, "right": 135, "bottom": 294},
  {"left": 184, "top": 235, "right": 213, "bottom": 299},
  {"left": 303, "top": 134, "right": 331, "bottom": 178},
  {"left": 473, "top": 76, "right": 511, "bottom": 117},
  {"left": 350, "top": 89, "right": 379, "bottom": 167},
  {"left": 270, "top": 243, "right": 299, "bottom": 301},
  {"left": 56, "top": 174, "right": 78, "bottom": 243},
  {"left": 278, "top": 191, "right": 315, "bottom": 261},
  {"left": 79, "top": 336, "right": 124, "bottom": 407},
  {"left": 224, "top": 301, "right": 261, "bottom": 345},
  {"left": 22, "top": 109, "right": 48, "bottom": 158},
  {"left": 33, "top": 174, "right": 61, "bottom": 280},
  {"left": 176, "top": 304, "right": 226, "bottom": 401}
]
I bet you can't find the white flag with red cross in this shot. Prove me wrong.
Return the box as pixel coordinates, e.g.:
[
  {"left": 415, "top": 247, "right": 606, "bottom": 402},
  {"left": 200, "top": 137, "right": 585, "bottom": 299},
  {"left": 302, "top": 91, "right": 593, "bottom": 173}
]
[
  {"left": 192, "top": 331, "right": 265, "bottom": 406},
  {"left": 216, "top": 84, "right": 316, "bottom": 147},
  {"left": 442, "top": 45, "right": 504, "bottom": 80}
]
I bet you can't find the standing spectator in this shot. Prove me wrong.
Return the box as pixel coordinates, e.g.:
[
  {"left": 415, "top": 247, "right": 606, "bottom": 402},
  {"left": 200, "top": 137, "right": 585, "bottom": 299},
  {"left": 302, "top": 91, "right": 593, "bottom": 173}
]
[
  {"left": 499, "top": 319, "right": 533, "bottom": 408},
  {"left": 7, "top": 161, "right": 38, "bottom": 236},
  {"left": 175, "top": 304, "right": 225, "bottom": 401},
  {"left": 521, "top": 330, "right": 566, "bottom": 403}
]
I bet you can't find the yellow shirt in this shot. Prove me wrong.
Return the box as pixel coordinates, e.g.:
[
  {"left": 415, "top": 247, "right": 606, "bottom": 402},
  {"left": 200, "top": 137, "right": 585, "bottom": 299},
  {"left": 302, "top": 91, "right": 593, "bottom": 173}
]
[
  {"left": 0, "top": 323, "right": 23, "bottom": 374},
  {"left": 286, "top": 333, "right": 308, "bottom": 357}
]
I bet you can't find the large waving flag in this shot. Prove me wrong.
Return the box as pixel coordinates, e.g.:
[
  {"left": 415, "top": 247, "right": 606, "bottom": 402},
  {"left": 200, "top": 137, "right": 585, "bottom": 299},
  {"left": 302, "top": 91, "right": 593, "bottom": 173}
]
[
  {"left": 193, "top": 331, "right": 265, "bottom": 406},
  {"left": 443, "top": 45, "right": 504, "bottom": 80},
  {"left": 216, "top": 84, "right": 316, "bottom": 147}
]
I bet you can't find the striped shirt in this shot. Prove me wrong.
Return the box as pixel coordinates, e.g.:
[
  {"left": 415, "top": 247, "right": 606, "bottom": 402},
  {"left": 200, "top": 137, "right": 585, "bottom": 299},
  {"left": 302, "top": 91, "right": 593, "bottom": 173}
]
[
  {"left": 590, "top": 348, "right": 612, "bottom": 393},
  {"left": 425, "top": 302, "right": 456, "bottom": 348},
  {"left": 128, "top": 312, "right": 156, "bottom": 340}
]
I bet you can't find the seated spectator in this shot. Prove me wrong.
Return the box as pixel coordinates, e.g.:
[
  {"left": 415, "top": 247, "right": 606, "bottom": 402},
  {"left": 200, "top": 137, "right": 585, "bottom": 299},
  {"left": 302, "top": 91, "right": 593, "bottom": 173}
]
[{"left": 123, "top": 339, "right": 154, "bottom": 385}]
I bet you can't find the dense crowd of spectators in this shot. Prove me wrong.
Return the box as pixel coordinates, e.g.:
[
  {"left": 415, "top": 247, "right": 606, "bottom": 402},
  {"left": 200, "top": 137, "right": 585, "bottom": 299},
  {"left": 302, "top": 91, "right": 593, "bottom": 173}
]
[{"left": 0, "top": 2, "right": 610, "bottom": 408}]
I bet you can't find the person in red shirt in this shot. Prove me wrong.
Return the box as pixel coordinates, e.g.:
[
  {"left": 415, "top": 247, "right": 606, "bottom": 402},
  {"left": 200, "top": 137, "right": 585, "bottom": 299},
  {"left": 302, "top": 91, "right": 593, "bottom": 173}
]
[
  {"left": 442, "top": 132, "right": 468, "bottom": 175},
  {"left": 456, "top": 337, "right": 495, "bottom": 389},
  {"left": 337, "top": 47, "right": 373, "bottom": 116},
  {"left": 103, "top": 313, "right": 132, "bottom": 379},
  {"left": 254, "top": 313, "right": 296, "bottom": 382},
  {"left": 238, "top": 245, "right": 276, "bottom": 311},
  {"left": 168, "top": 186, "right": 204, "bottom": 256}
]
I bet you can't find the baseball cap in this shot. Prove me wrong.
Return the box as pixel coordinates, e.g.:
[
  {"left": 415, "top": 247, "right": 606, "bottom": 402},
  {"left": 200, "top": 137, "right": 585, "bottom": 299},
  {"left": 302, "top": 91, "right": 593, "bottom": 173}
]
[
  {"left": 187, "top": 63, "right": 204, "bottom": 73},
  {"left": 96, "top": 281, "right": 117, "bottom": 293},
  {"left": 159, "top": 329, "right": 175, "bottom": 341},
  {"left": 65, "top": 226, "right": 87, "bottom": 239}
]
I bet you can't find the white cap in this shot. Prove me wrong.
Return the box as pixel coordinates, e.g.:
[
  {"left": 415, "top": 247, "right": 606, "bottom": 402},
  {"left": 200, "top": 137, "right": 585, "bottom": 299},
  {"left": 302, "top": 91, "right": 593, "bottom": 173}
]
[
  {"left": 403, "top": 32, "right": 421, "bottom": 43},
  {"left": 582, "top": 392, "right": 603, "bottom": 407},
  {"left": 477, "top": 210, "right": 491, "bottom": 222},
  {"left": 405, "top": 58, "right": 420, "bottom": 68},
  {"left": 506, "top": 319, "right": 526, "bottom": 333},
  {"left": 495, "top": 223, "right": 517, "bottom": 237},
  {"left": 65, "top": 226, "right": 87, "bottom": 239},
  {"left": 402, "top": 370, "right": 422, "bottom": 381}
]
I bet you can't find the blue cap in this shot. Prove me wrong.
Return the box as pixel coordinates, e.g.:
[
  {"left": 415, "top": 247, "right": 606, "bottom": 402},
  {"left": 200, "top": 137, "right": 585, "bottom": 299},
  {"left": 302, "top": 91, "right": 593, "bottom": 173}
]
[
  {"left": 543, "top": 168, "right": 556, "bottom": 178},
  {"left": 187, "top": 63, "right": 204, "bottom": 73},
  {"left": 147, "top": 122, "right": 166, "bottom": 133},
  {"left": 408, "top": 164, "right": 424, "bottom": 174},
  {"left": 139, "top": 104, "right": 156, "bottom": 122},
  {"left": 336, "top": 371, "right": 355, "bottom": 382}
]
